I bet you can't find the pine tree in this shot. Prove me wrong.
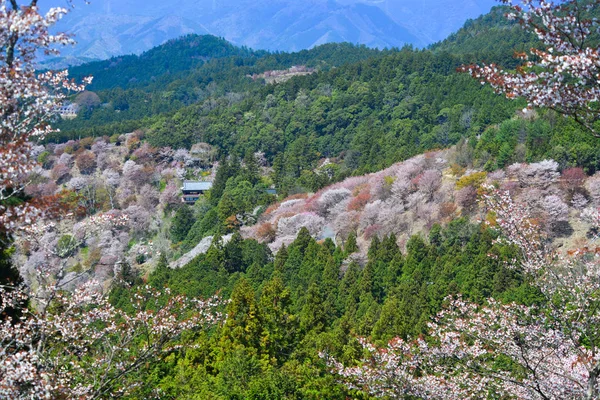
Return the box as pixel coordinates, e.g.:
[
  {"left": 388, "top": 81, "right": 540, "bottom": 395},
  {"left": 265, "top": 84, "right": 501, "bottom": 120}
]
[
  {"left": 372, "top": 295, "right": 402, "bottom": 341},
  {"left": 291, "top": 227, "right": 313, "bottom": 255},
  {"left": 210, "top": 157, "right": 231, "bottom": 205},
  {"left": 220, "top": 278, "right": 262, "bottom": 350},
  {"left": 338, "top": 262, "right": 361, "bottom": 316},
  {"left": 378, "top": 233, "right": 400, "bottom": 263},
  {"left": 205, "top": 233, "right": 225, "bottom": 271},
  {"left": 345, "top": 231, "right": 358, "bottom": 254},
  {"left": 242, "top": 150, "right": 260, "bottom": 186},
  {"left": 367, "top": 235, "right": 380, "bottom": 262},
  {"left": 320, "top": 254, "right": 340, "bottom": 320},
  {"left": 299, "top": 283, "right": 326, "bottom": 333},
  {"left": 273, "top": 245, "right": 288, "bottom": 275}
]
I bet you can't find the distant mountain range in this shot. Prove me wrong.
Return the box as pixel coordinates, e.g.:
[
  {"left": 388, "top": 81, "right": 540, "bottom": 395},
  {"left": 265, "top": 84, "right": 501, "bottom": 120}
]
[{"left": 50, "top": 0, "right": 496, "bottom": 62}]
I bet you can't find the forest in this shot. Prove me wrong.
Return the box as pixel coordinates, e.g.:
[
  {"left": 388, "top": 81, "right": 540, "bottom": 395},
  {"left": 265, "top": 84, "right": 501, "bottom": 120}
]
[{"left": 4, "top": 0, "right": 600, "bottom": 399}]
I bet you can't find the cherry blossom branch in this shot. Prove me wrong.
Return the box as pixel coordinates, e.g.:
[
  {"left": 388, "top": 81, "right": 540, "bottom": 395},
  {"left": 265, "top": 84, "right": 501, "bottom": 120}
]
[{"left": 460, "top": 0, "right": 600, "bottom": 137}]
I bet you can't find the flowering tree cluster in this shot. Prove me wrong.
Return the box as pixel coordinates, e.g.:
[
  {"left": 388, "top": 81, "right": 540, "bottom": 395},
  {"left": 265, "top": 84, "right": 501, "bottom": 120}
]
[
  {"left": 327, "top": 187, "right": 600, "bottom": 399},
  {"left": 461, "top": 0, "right": 600, "bottom": 136},
  {"left": 0, "top": 0, "right": 90, "bottom": 233},
  {"left": 0, "top": 1, "right": 228, "bottom": 398},
  {"left": 0, "top": 281, "right": 223, "bottom": 399}
]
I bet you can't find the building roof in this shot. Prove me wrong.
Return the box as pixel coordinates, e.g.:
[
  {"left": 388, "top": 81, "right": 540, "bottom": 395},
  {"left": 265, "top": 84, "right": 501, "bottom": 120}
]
[{"left": 182, "top": 181, "right": 213, "bottom": 191}]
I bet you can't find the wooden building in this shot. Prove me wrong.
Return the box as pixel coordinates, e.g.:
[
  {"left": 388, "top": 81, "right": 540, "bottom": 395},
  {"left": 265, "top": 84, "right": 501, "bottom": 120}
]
[{"left": 181, "top": 181, "right": 213, "bottom": 204}]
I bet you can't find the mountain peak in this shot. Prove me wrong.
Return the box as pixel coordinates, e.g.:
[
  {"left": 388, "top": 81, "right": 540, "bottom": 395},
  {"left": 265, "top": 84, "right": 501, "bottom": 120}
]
[{"left": 53, "top": 0, "right": 495, "bottom": 61}]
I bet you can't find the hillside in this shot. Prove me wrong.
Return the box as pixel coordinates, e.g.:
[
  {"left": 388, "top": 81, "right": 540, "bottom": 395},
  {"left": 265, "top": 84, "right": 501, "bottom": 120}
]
[
  {"left": 430, "top": 5, "right": 537, "bottom": 67},
  {"left": 67, "top": 34, "right": 258, "bottom": 91},
  {"left": 16, "top": 130, "right": 600, "bottom": 396},
  {"left": 56, "top": 45, "right": 522, "bottom": 187},
  {"left": 54, "top": 38, "right": 387, "bottom": 136},
  {"left": 243, "top": 148, "right": 598, "bottom": 256},
  {"left": 53, "top": 11, "right": 600, "bottom": 199},
  {"left": 9, "top": 0, "right": 600, "bottom": 397}
]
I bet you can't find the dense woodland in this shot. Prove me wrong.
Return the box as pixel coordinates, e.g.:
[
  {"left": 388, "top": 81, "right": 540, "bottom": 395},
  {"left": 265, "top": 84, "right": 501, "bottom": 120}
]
[{"left": 114, "top": 222, "right": 531, "bottom": 398}]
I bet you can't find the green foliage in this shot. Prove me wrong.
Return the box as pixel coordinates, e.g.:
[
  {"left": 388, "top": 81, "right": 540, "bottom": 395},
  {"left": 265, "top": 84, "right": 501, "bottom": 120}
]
[
  {"left": 114, "top": 217, "right": 537, "bottom": 398},
  {"left": 0, "top": 238, "right": 19, "bottom": 286},
  {"left": 51, "top": 37, "right": 530, "bottom": 192},
  {"left": 56, "top": 235, "right": 76, "bottom": 258},
  {"left": 456, "top": 171, "right": 487, "bottom": 189},
  {"left": 344, "top": 231, "right": 358, "bottom": 254},
  {"left": 53, "top": 9, "right": 582, "bottom": 396},
  {"left": 170, "top": 206, "right": 196, "bottom": 243},
  {"left": 431, "top": 5, "right": 539, "bottom": 69},
  {"left": 182, "top": 207, "right": 219, "bottom": 252}
]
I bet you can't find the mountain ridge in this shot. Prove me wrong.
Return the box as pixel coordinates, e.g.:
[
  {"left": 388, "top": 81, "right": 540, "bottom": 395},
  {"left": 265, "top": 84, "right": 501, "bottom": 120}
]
[{"left": 50, "top": 0, "right": 496, "bottom": 62}]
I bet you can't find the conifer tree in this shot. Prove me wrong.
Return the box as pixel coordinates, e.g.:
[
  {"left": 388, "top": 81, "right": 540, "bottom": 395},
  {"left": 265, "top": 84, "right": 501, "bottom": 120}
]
[
  {"left": 170, "top": 205, "right": 196, "bottom": 242},
  {"left": 224, "top": 231, "right": 244, "bottom": 273},
  {"left": 367, "top": 235, "right": 381, "bottom": 261},
  {"left": 242, "top": 150, "right": 260, "bottom": 185},
  {"left": 320, "top": 253, "right": 340, "bottom": 320},
  {"left": 220, "top": 278, "right": 262, "bottom": 350},
  {"left": 345, "top": 231, "right": 358, "bottom": 254},
  {"left": 299, "top": 282, "right": 327, "bottom": 333},
  {"left": 338, "top": 261, "right": 362, "bottom": 317},
  {"left": 273, "top": 244, "right": 288, "bottom": 275},
  {"left": 259, "top": 275, "right": 297, "bottom": 363}
]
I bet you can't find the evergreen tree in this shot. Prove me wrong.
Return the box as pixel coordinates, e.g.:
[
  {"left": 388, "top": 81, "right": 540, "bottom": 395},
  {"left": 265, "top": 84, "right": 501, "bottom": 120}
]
[
  {"left": 273, "top": 244, "right": 288, "bottom": 275},
  {"left": 367, "top": 235, "right": 380, "bottom": 262},
  {"left": 291, "top": 227, "right": 313, "bottom": 255},
  {"left": 210, "top": 157, "right": 231, "bottom": 205},
  {"left": 338, "top": 262, "right": 361, "bottom": 316},
  {"left": 224, "top": 232, "right": 244, "bottom": 273},
  {"left": 345, "top": 231, "right": 358, "bottom": 254},
  {"left": 320, "top": 254, "right": 340, "bottom": 320},
  {"left": 205, "top": 233, "right": 225, "bottom": 271},
  {"left": 299, "top": 283, "right": 327, "bottom": 333},
  {"left": 259, "top": 276, "right": 297, "bottom": 364},
  {"left": 242, "top": 150, "right": 260, "bottom": 186},
  {"left": 0, "top": 237, "right": 20, "bottom": 286},
  {"left": 372, "top": 295, "right": 403, "bottom": 341},
  {"left": 378, "top": 233, "right": 400, "bottom": 263},
  {"left": 170, "top": 206, "right": 196, "bottom": 243},
  {"left": 220, "top": 278, "right": 262, "bottom": 350}
]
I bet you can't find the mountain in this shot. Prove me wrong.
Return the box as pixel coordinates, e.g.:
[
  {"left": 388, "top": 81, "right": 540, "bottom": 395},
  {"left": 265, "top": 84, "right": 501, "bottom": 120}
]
[
  {"left": 194, "top": 0, "right": 422, "bottom": 52},
  {"left": 51, "top": 0, "right": 496, "bottom": 61},
  {"left": 53, "top": 13, "right": 210, "bottom": 60},
  {"left": 66, "top": 34, "right": 256, "bottom": 90}
]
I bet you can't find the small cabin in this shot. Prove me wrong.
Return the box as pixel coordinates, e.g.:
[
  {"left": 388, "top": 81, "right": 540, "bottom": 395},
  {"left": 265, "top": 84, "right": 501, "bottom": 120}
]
[{"left": 181, "top": 181, "right": 213, "bottom": 204}]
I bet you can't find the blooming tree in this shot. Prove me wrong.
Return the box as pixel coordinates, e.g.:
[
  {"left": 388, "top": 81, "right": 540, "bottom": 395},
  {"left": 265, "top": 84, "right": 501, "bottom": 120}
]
[
  {"left": 0, "top": 1, "right": 226, "bottom": 398},
  {"left": 329, "top": 187, "right": 600, "bottom": 400},
  {"left": 461, "top": 0, "right": 600, "bottom": 136},
  {"left": 415, "top": 169, "right": 442, "bottom": 200},
  {"left": 0, "top": 281, "right": 223, "bottom": 399},
  {"left": 0, "top": 0, "right": 90, "bottom": 233}
]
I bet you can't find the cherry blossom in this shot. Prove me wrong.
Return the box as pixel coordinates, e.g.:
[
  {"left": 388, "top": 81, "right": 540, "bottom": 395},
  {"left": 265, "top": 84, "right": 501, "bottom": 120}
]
[
  {"left": 329, "top": 187, "right": 600, "bottom": 400},
  {"left": 0, "top": 0, "right": 91, "bottom": 232},
  {"left": 461, "top": 0, "right": 600, "bottom": 136}
]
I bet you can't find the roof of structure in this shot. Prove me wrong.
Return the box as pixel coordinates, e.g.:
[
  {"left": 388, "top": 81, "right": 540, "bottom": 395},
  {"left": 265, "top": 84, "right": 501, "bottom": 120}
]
[{"left": 182, "top": 181, "right": 213, "bottom": 191}]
